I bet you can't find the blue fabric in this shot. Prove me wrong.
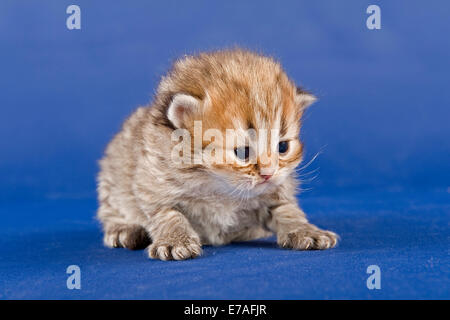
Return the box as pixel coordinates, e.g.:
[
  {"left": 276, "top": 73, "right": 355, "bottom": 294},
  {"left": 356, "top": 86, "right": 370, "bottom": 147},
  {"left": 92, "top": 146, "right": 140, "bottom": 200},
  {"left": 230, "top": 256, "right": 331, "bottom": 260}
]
[
  {"left": 1, "top": 191, "right": 448, "bottom": 299},
  {"left": 0, "top": 1, "right": 449, "bottom": 299}
]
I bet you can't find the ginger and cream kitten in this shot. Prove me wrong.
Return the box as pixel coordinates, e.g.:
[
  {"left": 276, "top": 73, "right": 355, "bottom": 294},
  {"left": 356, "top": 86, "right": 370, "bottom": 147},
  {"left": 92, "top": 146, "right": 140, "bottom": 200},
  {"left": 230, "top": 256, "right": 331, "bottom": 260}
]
[{"left": 97, "top": 49, "right": 338, "bottom": 260}]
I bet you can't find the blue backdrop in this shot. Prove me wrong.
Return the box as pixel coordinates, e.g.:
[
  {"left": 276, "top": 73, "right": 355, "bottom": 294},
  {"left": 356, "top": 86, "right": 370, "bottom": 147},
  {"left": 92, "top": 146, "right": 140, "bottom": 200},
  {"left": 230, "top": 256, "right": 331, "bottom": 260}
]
[{"left": 0, "top": 1, "right": 449, "bottom": 299}]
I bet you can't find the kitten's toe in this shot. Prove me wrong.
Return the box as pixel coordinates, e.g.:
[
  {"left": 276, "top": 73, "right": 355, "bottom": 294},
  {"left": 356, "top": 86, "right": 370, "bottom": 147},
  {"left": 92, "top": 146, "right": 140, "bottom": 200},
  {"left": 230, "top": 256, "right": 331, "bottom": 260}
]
[
  {"left": 315, "top": 231, "right": 338, "bottom": 249},
  {"left": 103, "top": 224, "right": 151, "bottom": 250},
  {"left": 278, "top": 228, "right": 338, "bottom": 250},
  {"left": 104, "top": 232, "right": 122, "bottom": 248},
  {"left": 171, "top": 243, "right": 201, "bottom": 260},
  {"left": 155, "top": 245, "right": 172, "bottom": 261},
  {"left": 148, "top": 237, "right": 202, "bottom": 261}
]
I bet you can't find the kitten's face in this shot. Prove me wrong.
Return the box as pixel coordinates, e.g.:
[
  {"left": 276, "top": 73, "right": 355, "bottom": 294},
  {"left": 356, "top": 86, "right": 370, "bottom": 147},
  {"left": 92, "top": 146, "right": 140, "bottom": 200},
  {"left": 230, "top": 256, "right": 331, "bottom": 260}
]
[
  {"left": 168, "top": 77, "right": 315, "bottom": 198},
  {"left": 203, "top": 125, "right": 304, "bottom": 197},
  {"left": 201, "top": 85, "right": 310, "bottom": 197}
]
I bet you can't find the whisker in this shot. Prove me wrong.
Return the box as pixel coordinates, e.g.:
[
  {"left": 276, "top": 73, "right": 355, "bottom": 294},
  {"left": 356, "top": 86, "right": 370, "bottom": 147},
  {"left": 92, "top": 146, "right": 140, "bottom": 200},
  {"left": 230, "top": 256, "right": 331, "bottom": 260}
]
[
  {"left": 293, "top": 146, "right": 327, "bottom": 194},
  {"left": 296, "top": 186, "right": 315, "bottom": 193},
  {"left": 296, "top": 167, "right": 320, "bottom": 178},
  {"left": 298, "top": 150, "right": 321, "bottom": 172},
  {"left": 299, "top": 171, "right": 319, "bottom": 182}
]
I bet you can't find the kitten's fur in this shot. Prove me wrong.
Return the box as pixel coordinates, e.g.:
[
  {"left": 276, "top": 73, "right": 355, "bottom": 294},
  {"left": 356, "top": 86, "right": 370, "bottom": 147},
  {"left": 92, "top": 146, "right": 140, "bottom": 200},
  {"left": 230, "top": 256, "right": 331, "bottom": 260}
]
[{"left": 97, "top": 49, "right": 338, "bottom": 260}]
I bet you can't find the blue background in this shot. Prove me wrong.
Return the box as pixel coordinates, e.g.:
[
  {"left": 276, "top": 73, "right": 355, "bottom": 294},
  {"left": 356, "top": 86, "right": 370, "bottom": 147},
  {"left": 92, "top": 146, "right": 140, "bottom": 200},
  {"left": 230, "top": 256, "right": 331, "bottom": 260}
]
[{"left": 0, "top": 1, "right": 449, "bottom": 299}]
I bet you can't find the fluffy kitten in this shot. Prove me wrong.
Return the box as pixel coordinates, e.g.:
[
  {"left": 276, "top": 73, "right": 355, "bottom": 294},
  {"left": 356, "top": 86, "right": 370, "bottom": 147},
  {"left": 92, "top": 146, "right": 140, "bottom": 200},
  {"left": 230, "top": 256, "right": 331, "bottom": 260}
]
[{"left": 97, "top": 49, "right": 338, "bottom": 260}]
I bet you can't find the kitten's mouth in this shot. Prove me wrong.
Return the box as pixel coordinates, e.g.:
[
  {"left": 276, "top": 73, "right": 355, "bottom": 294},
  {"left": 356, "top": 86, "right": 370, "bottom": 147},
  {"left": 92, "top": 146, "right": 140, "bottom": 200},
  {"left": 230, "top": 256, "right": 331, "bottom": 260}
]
[{"left": 256, "top": 179, "right": 274, "bottom": 188}]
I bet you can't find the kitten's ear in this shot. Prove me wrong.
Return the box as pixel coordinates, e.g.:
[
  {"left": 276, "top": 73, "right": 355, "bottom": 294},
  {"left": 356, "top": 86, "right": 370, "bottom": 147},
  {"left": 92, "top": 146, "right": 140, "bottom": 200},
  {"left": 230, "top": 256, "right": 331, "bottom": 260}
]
[
  {"left": 295, "top": 87, "right": 317, "bottom": 110},
  {"left": 167, "top": 94, "right": 200, "bottom": 128}
]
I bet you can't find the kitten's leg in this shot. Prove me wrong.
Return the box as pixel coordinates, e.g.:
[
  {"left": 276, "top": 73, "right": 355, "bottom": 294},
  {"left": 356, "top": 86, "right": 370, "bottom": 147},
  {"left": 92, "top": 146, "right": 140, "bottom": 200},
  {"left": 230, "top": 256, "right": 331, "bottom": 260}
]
[
  {"left": 98, "top": 204, "right": 151, "bottom": 250},
  {"left": 267, "top": 203, "right": 338, "bottom": 250},
  {"left": 146, "top": 209, "right": 202, "bottom": 261}
]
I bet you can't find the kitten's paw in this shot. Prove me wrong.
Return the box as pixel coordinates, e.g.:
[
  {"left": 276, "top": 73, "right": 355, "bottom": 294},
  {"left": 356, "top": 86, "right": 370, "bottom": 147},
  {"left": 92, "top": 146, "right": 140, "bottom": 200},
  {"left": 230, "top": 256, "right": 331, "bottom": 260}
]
[
  {"left": 148, "top": 236, "right": 202, "bottom": 261},
  {"left": 104, "top": 224, "right": 151, "bottom": 250},
  {"left": 278, "top": 227, "right": 338, "bottom": 250}
]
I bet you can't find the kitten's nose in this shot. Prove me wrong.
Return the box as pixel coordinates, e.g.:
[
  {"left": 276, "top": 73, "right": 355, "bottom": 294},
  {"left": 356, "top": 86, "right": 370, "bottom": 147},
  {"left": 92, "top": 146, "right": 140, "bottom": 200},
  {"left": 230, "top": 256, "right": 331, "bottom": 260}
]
[{"left": 260, "top": 174, "right": 272, "bottom": 181}]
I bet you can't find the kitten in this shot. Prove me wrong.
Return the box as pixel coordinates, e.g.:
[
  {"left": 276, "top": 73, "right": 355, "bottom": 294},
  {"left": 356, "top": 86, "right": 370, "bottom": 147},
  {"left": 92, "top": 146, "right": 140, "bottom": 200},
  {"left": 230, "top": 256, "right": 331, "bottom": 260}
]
[{"left": 97, "top": 49, "right": 338, "bottom": 260}]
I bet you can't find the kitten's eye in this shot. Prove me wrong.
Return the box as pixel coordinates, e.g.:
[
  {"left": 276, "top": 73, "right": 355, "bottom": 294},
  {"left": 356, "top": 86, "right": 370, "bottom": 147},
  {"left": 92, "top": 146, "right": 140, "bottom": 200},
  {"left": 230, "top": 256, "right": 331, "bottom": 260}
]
[
  {"left": 278, "top": 141, "right": 289, "bottom": 154},
  {"left": 234, "top": 146, "right": 250, "bottom": 161}
]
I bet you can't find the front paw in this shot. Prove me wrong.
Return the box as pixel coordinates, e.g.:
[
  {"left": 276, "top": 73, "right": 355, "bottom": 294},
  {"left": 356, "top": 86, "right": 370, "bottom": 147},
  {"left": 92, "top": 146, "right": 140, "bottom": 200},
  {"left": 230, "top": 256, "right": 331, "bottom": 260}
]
[
  {"left": 148, "top": 235, "right": 202, "bottom": 261},
  {"left": 278, "top": 226, "right": 338, "bottom": 250}
]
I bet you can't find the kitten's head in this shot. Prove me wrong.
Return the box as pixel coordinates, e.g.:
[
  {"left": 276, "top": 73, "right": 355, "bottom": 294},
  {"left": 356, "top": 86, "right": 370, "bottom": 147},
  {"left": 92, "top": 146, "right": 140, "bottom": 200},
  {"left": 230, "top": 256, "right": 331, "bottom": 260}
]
[{"left": 159, "top": 50, "right": 316, "bottom": 197}]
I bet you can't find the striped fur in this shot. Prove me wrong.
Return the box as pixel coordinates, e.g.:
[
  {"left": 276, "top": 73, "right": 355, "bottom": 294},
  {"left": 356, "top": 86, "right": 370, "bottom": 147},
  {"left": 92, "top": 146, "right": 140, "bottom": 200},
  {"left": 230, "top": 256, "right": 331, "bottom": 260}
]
[{"left": 97, "top": 49, "right": 337, "bottom": 260}]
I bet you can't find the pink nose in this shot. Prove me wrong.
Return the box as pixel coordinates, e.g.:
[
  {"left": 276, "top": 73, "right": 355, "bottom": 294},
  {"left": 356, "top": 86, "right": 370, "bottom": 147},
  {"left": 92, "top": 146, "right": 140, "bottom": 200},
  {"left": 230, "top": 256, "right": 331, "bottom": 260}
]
[{"left": 260, "top": 174, "right": 272, "bottom": 181}]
